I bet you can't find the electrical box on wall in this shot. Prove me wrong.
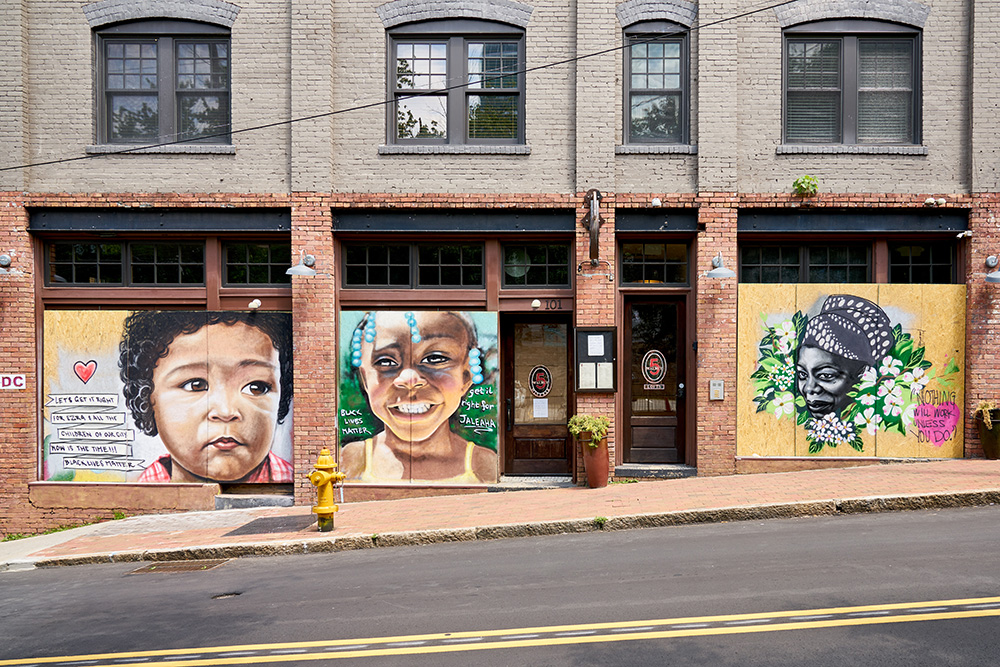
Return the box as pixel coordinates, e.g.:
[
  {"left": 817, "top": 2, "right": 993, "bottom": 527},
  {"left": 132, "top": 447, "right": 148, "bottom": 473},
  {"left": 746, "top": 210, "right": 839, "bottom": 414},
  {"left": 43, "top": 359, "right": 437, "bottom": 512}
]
[{"left": 710, "top": 379, "right": 725, "bottom": 401}]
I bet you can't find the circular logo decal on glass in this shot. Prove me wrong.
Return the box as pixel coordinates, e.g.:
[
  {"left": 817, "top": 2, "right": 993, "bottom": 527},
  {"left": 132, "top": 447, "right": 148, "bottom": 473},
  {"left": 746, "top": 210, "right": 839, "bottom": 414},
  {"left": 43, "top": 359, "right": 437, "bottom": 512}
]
[
  {"left": 529, "top": 365, "right": 552, "bottom": 397},
  {"left": 641, "top": 350, "right": 667, "bottom": 385}
]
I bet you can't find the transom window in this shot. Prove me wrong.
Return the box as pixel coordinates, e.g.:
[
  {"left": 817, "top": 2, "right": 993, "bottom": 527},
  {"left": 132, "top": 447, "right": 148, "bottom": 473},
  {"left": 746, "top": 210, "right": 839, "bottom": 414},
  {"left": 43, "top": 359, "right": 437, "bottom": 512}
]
[
  {"left": 741, "top": 241, "right": 957, "bottom": 284},
  {"left": 888, "top": 242, "right": 956, "bottom": 283},
  {"left": 624, "top": 22, "right": 689, "bottom": 144},
  {"left": 47, "top": 242, "right": 204, "bottom": 285},
  {"left": 621, "top": 243, "right": 688, "bottom": 285},
  {"left": 784, "top": 20, "right": 920, "bottom": 145},
  {"left": 224, "top": 243, "right": 292, "bottom": 285},
  {"left": 343, "top": 243, "right": 485, "bottom": 288},
  {"left": 502, "top": 244, "right": 571, "bottom": 287},
  {"left": 97, "top": 20, "right": 231, "bottom": 144},
  {"left": 389, "top": 20, "right": 524, "bottom": 145}
]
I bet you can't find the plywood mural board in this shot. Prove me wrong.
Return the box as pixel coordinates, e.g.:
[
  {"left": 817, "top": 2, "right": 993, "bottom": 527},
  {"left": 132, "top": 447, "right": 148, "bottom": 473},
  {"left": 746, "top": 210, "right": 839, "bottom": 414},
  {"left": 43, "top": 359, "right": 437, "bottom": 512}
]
[
  {"left": 738, "top": 285, "right": 966, "bottom": 459},
  {"left": 338, "top": 310, "right": 500, "bottom": 484},
  {"left": 43, "top": 311, "right": 294, "bottom": 483}
]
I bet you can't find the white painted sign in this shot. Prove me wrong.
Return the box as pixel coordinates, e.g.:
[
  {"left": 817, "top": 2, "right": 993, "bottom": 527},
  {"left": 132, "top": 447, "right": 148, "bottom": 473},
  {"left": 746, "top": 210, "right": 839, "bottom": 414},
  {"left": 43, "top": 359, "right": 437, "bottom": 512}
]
[{"left": 1, "top": 374, "right": 26, "bottom": 390}]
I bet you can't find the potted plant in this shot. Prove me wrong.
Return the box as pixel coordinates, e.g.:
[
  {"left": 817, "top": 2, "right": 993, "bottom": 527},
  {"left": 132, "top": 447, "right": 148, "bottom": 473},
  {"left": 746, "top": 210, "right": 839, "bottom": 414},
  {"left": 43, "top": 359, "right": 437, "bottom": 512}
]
[
  {"left": 973, "top": 401, "right": 1000, "bottom": 460},
  {"left": 568, "top": 414, "right": 611, "bottom": 488}
]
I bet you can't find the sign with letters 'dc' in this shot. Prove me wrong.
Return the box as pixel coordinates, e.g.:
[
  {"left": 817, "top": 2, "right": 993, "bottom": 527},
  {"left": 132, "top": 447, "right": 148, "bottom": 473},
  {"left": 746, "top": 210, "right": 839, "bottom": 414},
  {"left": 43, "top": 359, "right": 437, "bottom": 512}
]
[{"left": 1, "top": 374, "right": 26, "bottom": 390}]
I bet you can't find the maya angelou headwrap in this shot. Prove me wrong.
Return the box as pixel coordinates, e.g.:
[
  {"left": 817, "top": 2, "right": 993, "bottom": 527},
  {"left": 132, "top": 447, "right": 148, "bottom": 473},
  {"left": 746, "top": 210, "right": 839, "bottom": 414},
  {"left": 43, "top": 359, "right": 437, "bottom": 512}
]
[{"left": 802, "top": 295, "right": 893, "bottom": 366}]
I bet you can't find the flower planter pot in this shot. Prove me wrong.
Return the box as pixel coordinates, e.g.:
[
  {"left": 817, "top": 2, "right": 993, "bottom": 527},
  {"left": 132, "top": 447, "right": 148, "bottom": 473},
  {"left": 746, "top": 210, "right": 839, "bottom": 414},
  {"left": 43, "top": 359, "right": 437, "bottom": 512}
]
[
  {"left": 579, "top": 432, "right": 609, "bottom": 488},
  {"left": 975, "top": 410, "right": 1000, "bottom": 460}
]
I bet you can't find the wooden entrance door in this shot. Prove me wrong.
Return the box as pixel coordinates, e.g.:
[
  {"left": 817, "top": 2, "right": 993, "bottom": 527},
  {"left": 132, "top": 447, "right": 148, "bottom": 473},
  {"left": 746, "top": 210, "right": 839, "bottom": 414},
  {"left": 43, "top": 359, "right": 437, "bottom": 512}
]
[
  {"left": 502, "top": 317, "right": 572, "bottom": 474},
  {"left": 624, "top": 300, "right": 686, "bottom": 463}
]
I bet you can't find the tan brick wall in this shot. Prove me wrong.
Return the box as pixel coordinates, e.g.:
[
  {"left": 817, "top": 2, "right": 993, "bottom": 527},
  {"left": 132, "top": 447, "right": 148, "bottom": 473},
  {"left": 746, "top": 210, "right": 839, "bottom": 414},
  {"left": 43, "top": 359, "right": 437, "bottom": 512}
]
[
  {"left": 0, "top": 0, "right": 28, "bottom": 191},
  {"left": 735, "top": 1, "right": 971, "bottom": 194},
  {"left": 19, "top": 0, "right": 292, "bottom": 194},
  {"left": 330, "top": 0, "right": 577, "bottom": 194},
  {"left": 971, "top": 1, "right": 1000, "bottom": 192}
]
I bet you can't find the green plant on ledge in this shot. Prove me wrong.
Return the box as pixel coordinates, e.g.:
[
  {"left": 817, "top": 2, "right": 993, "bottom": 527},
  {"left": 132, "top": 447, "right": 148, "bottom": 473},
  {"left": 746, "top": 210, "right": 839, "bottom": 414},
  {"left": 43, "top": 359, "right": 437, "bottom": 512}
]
[
  {"left": 567, "top": 414, "right": 610, "bottom": 447},
  {"left": 792, "top": 174, "right": 819, "bottom": 196}
]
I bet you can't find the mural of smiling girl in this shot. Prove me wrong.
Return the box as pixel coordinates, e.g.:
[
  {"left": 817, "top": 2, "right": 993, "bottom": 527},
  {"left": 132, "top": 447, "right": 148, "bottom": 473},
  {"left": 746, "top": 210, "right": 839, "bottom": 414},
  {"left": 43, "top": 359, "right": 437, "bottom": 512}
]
[{"left": 338, "top": 311, "right": 499, "bottom": 483}]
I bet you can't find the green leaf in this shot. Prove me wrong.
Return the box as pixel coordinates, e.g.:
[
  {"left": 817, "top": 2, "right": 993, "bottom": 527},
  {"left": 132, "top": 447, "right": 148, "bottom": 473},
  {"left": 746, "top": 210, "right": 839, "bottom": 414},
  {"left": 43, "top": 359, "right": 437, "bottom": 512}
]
[
  {"left": 849, "top": 436, "right": 865, "bottom": 452},
  {"left": 808, "top": 439, "right": 824, "bottom": 454}
]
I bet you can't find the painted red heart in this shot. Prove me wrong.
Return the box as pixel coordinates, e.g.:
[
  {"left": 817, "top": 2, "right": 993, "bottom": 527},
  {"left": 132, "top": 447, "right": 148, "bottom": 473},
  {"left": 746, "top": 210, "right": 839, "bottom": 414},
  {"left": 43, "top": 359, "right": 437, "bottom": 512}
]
[{"left": 73, "top": 360, "right": 97, "bottom": 384}]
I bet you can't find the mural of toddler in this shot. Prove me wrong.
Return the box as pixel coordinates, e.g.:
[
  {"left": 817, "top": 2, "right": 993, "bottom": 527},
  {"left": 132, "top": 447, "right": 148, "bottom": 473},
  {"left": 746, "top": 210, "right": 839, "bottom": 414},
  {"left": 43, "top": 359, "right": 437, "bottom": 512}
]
[{"left": 119, "top": 311, "right": 294, "bottom": 483}]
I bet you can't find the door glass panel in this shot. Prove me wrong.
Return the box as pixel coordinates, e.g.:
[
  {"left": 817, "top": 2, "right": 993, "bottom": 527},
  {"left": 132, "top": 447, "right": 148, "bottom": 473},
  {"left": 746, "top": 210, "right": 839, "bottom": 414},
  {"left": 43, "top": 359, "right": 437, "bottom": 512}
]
[
  {"left": 513, "top": 323, "right": 568, "bottom": 424},
  {"left": 630, "top": 303, "right": 678, "bottom": 415}
]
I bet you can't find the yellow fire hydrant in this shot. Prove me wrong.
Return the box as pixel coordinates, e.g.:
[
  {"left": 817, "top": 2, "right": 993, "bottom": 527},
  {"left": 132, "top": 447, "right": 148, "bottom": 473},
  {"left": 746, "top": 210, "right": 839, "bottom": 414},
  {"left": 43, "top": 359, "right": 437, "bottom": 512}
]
[{"left": 308, "top": 448, "right": 345, "bottom": 532}]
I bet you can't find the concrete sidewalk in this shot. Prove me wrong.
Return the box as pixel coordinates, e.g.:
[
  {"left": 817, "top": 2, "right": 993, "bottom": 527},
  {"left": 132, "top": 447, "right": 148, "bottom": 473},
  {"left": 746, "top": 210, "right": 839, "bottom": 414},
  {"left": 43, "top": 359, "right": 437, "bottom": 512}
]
[{"left": 3, "top": 459, "right": 998, "bottom": 572}]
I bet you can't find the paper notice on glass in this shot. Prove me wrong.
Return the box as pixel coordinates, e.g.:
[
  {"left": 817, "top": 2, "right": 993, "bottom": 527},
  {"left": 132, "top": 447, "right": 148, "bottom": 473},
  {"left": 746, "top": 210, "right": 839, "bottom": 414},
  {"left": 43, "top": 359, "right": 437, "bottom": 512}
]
[
  {"left": 578, "top": 362, "right": 596, "bottom": 389},
  {"left": 597, "top": 362, "right": 614, "bottom": 389},
  {"left": 587, "top": 334, "right": 605, "bottom": 358},
  {"left": 533, "top": 398, "right": 548, "bottom": 419}
]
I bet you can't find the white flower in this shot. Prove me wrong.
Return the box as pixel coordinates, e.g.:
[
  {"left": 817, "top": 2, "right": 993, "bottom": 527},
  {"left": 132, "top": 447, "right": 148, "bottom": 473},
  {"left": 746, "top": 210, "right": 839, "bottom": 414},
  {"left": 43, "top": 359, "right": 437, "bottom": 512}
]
[
  {"left": 859, "top": 393, "right": 876, "bottom": 406},
  {"left": 774, "top": 321, "right": 796, "bottom": 339},
  {"left": 882, "top": 389, "right": 904, "bottom": 417},
  {"left": 773, "top": 392, "right": 795, "bottom": 417},
  {"left": 775, "top": 336, "right": 792, "bottom": 355},
  {"left": 877, "top": 379, "right": 898, "bottom": 398},
  {"left": 879, "top": 356, "right": 903, "bottom": 377},
  {"left": 858, "top": 366, "right": 879, "bottom": 389},
  {"left": 902, "top": 402, "right": 917, "bottom": 428},
  {"left": 854, "top": 407, "right": 883, "bottom": 435}
]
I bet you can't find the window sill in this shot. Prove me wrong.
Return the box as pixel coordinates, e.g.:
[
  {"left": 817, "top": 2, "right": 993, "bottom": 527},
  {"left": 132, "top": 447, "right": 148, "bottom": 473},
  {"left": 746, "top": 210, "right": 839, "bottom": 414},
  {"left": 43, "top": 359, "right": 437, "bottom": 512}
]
[
  {"left": 378, "top": 144, "right": 531, "bottom": 155},
  {"left": 85, "top": 144, "right": 236, "bottom": 155},
  {"left": 616, "top": 144, "right": 698, "bottom": 155},
  {"left": 776, "top": 144, "right": 928, "bottom": 156}
]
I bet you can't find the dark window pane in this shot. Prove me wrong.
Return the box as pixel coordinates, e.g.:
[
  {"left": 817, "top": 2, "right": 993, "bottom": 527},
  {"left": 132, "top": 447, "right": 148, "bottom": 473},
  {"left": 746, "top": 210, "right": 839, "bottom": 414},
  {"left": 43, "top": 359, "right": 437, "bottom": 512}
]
[
  {"left": 249, "top": 265, "right": 268, "bottom": 283},
  {"left": 389, "top": 265, "right": 410, "bottom": 285},
  {"left": 368, "top": 266, "right": 388, "bottom": 285},
  {"left": 158, "top": 245, "right": 180, "bottom": 263},
  {"left": 463, "top": 266, "right": 482, "bottom": 285},
  {"left": 418, "top": 265, "right": 437, "bottom": 285},
  {"left": 345, "top": 266, "right": 366, "bottom": 285},
  {"left": 440, "top": 265, "right": 461, "bottom": 285},
  {"left": 180, "top": 265, "right": 202, "bottom": 283},
  {"left": 132, "top": 265, "right": 154, "bottom": 283},
  {"left": 345, "top": 246, "right": 366, "bottom": 264},
  {"left": 76, "top": 265, "right": 97, "bottom": 283},
  {"left": 369, "top": 246, "right": 388, "bottom": 264},
  {"left": 228, "top": 265, "right": 247, "bottom": 283}
]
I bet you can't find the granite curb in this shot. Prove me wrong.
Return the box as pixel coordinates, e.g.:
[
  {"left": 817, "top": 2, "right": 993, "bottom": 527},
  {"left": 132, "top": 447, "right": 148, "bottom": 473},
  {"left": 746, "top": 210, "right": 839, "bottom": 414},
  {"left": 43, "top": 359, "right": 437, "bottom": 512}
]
[{"left": 8, "top": 489, "right": 998, "bottom": 571}]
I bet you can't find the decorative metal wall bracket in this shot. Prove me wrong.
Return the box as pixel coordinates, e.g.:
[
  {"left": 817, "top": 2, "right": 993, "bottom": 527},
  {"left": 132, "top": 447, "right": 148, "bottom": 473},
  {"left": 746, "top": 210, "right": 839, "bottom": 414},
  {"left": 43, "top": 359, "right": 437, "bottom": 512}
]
[
  {"left": 581, "top": 188, "right": 603, "bottom": 262},
  {"left": 577, "top": 258, "right": 613, "bottom": 282}
]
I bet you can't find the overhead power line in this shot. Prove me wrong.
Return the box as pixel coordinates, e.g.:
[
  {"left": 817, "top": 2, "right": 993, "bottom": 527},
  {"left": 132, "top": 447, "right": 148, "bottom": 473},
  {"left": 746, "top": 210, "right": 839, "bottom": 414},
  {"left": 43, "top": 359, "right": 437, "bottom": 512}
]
[{"left": 0, "top": 0, "right": 795, "bottom": 174}]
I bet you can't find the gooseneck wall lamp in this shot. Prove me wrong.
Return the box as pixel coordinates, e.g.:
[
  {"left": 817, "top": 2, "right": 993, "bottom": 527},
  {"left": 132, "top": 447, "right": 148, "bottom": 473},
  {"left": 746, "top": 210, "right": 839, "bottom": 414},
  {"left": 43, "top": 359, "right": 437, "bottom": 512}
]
[
  {"left": 705, "top": 252, "right": 737, "bottom": 279},
  {"left": 985, "top": 255, "right": 1000, "bottom": 284},
  {"left": 286, "top": 250, "right": 317, "bottom": 277}
]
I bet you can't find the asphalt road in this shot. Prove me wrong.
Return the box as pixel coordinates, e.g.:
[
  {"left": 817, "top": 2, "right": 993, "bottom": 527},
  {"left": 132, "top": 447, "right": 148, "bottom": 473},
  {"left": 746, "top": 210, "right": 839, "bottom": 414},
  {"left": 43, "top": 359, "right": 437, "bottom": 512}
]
[{"left": 2, "top": 505, "right": 999, "bottom": 666}]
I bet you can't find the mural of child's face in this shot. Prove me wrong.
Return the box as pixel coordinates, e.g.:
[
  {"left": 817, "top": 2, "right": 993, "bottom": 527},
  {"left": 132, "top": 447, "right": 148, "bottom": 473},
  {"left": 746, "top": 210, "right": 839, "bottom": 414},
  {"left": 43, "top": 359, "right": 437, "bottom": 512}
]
[
  {"left": 357, "top": 312, "right": 473, "bottom": 444},
  {"left": 150, "top": 322, "right": 281, "bottom": 481},
  {"left": 796, "top": 345, "right": 856, "bottom": 418}
]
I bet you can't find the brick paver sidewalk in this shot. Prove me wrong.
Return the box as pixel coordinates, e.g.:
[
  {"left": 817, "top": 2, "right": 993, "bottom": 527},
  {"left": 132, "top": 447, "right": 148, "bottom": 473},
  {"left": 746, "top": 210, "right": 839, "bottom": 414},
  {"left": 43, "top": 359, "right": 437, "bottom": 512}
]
[{"left": 3, "top": 459, "right": 998, "bottom": 569}]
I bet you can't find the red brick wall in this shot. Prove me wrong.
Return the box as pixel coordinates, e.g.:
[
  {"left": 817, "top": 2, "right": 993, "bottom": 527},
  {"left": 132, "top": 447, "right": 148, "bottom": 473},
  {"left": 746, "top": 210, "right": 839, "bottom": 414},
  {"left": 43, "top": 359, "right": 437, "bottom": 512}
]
[
  {"left": 574, "top": 191, "right": 617, "bottom": 482},
  {"left": 965, "top": 195, "right": 1000, "bottom": 458},
  {"left": 695, "top": 196, "right": 738, "bottom": 476}
]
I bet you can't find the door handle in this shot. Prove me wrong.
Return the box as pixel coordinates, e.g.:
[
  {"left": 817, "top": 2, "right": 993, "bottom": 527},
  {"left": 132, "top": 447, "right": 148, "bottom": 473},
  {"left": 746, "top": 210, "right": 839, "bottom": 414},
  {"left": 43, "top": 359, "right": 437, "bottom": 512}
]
[
  {"left": 506, "top": 398, "right": 513, "bottom": 431},
  {"left": 677, "top": 383, "right": 685, "bottom": 400}
]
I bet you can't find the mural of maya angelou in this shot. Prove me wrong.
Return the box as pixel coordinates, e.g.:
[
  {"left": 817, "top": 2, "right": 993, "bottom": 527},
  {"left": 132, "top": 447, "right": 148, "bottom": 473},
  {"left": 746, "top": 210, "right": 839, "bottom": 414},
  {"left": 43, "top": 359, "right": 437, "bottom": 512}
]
[
  {"left": 743, "top": 288, "right": 965, "bottom": 457},
  {"left": 338, "top": 310, "right": 500, "bottom": 484},
  {"left": 43, "top": 311, "right": 294, "bottom": 483}
]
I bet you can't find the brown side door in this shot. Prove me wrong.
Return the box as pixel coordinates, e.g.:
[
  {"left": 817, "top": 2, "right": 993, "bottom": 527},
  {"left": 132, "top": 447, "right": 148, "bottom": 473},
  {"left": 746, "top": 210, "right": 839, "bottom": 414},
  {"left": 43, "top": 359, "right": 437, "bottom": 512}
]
[
  {"left": 502, "top": 316, "right": 573, "bottom": 474},
  {"left": 624, "top": 300, "right": 686, "bottom": 463}
]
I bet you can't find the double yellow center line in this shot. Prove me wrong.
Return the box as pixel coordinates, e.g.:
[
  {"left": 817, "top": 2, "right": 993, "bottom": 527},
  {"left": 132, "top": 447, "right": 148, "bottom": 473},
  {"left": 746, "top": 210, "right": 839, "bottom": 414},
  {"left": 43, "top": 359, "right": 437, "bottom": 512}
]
[{"left": 3, "top": 595, "right": 998, "bottom": 665}]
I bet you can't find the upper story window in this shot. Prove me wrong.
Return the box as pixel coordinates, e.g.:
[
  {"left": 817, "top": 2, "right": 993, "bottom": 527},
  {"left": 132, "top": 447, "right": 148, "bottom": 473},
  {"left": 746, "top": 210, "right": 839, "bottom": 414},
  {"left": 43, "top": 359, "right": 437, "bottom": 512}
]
[
  {"left": 96, "top": 20, "right": 231, "bottom": 144},
  {"left": 784, "top": 20, "right": 920, "bottom": 145},
  {"left": 388, "top": 20, "right": 525, "bottom": 145},
  {"left": 624, "top": 22, "right": 689, "bottom": 144}
]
